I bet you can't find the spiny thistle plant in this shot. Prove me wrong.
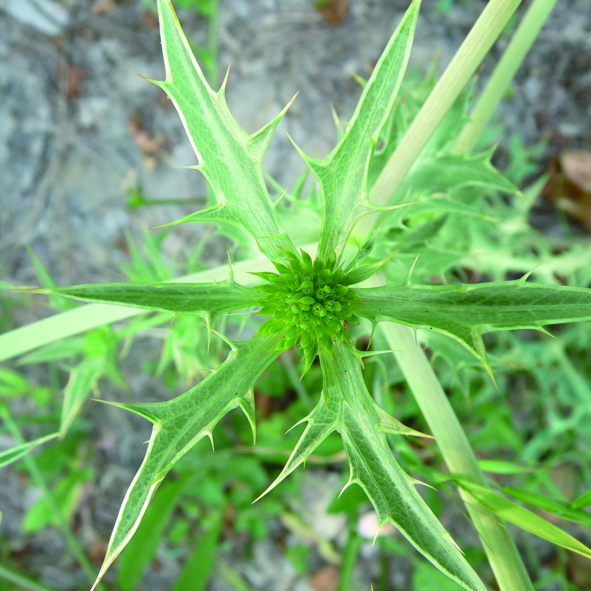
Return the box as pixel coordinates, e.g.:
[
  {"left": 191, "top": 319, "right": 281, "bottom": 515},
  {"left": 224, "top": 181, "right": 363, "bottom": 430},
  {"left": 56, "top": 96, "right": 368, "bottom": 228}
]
[{"left": 2, "top": 0, "right": 591, "bottom": 590}]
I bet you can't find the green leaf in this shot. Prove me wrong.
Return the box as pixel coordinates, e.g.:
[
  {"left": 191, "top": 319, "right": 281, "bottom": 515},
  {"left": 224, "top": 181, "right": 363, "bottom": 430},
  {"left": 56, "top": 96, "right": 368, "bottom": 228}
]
[
  {"left": 27, "top": 247, "right": 75, "bottom": 312},
  {"left": 60, "top": 357, "right": 106, "bottom": 437},
  {"left": 17, "top": 338, "right": 85, "bottom": 365},
  {"left": 22, "top": 469, "right": 94, "bottom": 534},
  {"left": 354, "top": 278, "right": 591, "bottom": 375},
  {"left": 152, "top": 0, "right": 297, "bottom": 263},
  {"left": 31, "top": 280, "right": 256, "bottom": 326},
  {"left": 0, "top": 431, "right": 59, "bottom": 469},
  {"left": 477, "top": 460, "right": 536, "bottom": 475},
  {"left": 397, "top": 149, "right": 519, "bottom": 199},
  {"left": 171, "top": 511, "right": 224, "bottom": 591},
  {"left": 0, "top": 368, "right": 30, "bottom": 397},
  {"left": 324, "top": 345, "right": 486, "bottom": 591},
  {"left": 259, "top": 342, "right": 486, "bottom": 591},
  {"left": 413, "top": 559, "right": 465, "bottom": 591},
  {"left": 254, "top": 390, "right": 341, "bottom": 500},
  {"left": 118, "top": 473, "right": 194, "bottom": 591},
  {"left": 456, "top": 479, "right": 591, "bottom": 560},
  {"left": 0, "top": 253, "right": 270, "bottom": 364},
  {"left": 501, "top": 486, "right": 591, "bottom": 528},
  {"left": 572, "top": 488, "right": 591, "bottom": 510},
  {"left": 297, "top": 0, "right": 420, "bottom": 261},
  {"left": 91, "top": 332, "right": 283, "bottom": 590}
]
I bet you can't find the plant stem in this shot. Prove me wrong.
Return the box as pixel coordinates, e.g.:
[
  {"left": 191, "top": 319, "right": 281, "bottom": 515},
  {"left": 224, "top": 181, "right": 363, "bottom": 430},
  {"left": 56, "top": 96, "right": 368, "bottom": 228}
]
[
  {"left": 353, "top": 0, "right": 521, "bottom": 244},
  {"left": 355, "top": 0, "right": 544, "bottom": 580},
  {"left": 455, "top": 0, "right": 559, "bottom": 154},
  {"left": 2, "top": 409, "right": 105, "bottom": 591},
  {"left": 0, "top": 564, "right": 57, "bottom": 591},
  {"left": 380, "top": 321, "right": 535, "bottom": 591}
]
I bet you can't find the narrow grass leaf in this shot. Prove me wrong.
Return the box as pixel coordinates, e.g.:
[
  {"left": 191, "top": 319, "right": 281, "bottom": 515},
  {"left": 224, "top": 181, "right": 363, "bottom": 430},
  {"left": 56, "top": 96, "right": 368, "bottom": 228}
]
[
  {"left": 457, "top": 480, "right": 591, "bottom": 560},
  {"left": 0, "top": 432, "right": 59, "bottom": 469},
  {"left": 171, "top": 511, "right": 224, "bottom": 591},
  {"left": 60, "top": 357, "right": 105, "bottom": 436},
  {"left": 572, "top": 488, "right": 591, "bottom": 510},
  {"left": 501, "top": 486, "right": 591, "bottom": 528}
]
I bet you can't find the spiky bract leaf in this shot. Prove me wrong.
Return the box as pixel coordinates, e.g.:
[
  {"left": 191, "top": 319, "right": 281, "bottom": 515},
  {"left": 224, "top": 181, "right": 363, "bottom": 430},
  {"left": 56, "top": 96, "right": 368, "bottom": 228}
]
[
  {"left": 153, "top": 0, "right": 297, "bottom": 263},
  {"left": 31, "top": 281, "right": 256, "bottom": 326},
  {"left": 297, "top": 0, "right": 420, "bottom": 262},
  {"left": 91, "top": 332, "right": 283, "bottom": 590},
  {"left": 259, "top": 342, "right": 486, "bottom": 591},
  {"left": 354, "top": 278, "right": 591, "bottom": 373}
]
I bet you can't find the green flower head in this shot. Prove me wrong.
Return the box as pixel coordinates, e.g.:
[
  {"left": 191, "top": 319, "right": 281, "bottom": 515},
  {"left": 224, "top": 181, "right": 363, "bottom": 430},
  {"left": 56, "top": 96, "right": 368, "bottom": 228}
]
[{"left": 254, "top": 249, "right": 360, "bottom": 375}]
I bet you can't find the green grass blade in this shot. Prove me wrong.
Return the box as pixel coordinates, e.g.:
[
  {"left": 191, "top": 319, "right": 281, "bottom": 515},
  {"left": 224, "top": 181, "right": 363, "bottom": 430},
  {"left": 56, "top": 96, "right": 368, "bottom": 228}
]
[
  {"left": 572, "top": 488, "right": 591, "bottom": 510},
  {"left": 171, "top": 511, "right": 224, "bottom": 591},
  {"left": 456, "top": 480, "right": 591, "bottom": 560},
  {"left": 338, "top": 530, "right": 363, "bottom": 591},
  {"left": 501, "top": 486, "right": 591, "bottom": 528},
  {"left": 0, "top": 430, "right": 58, "bottom": 469},
  {"left": 60, "top": 357, "right": 105, "bottom": 436},
  {"left": 118, "top": 473, "right": 194, "bottom": 591},
  {"left": 0, "top": 564, "right": 58, "bottom": 591}
]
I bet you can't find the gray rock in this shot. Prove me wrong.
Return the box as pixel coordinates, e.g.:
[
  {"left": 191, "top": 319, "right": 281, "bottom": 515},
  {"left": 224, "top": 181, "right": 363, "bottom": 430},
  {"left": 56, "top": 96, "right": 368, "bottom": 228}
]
[{"left": 0, "top": 0, "right": 69, "bottom": 35}]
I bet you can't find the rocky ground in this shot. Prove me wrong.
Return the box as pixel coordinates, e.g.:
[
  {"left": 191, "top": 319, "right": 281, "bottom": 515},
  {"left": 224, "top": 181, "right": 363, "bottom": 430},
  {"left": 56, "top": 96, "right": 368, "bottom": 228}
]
[{"left": 1, "top": 0, "right": 590, "bottom": 590}]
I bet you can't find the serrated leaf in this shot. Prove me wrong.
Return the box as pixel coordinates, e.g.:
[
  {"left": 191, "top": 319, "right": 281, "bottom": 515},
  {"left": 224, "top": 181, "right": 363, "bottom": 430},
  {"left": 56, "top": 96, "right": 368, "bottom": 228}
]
[
  {"left": 398, "top": 150, "right": 519, "bottom": 200},
  {"left": 299, "top": 0, "right": 420, "bottom": 261},
  {"left": 374, "top": 404, "right": 433, "bottom": 438},
  {"left": 30, "top": 281, "right": 256, "bottom": 326},
  {"left": 323, "top": 344, "right": 486, "bottom": 591},
  {"left": 456, "top": 479, "right": 591, "bottom": 560},
  {"left": 255, "top": 391, "right": 341, "bottom": 499},
  {"left": 388, "top": 215, "right": 449, "bottom": 251},
  {"left": 153, "top": 0, "right": 297, "bottom": 263},
  {"left": 385, "top": 194, "right": 495, "bottom": 234},
  {"left": 91, "top": 332, "right": 283, "bottom": 590},
  {"left": 118, "top": 472, "right": 194, "bottom": 591},
  {"left": 354, "top": 279, "right": 591, "bottom": 373},
  {"left": 258, "top": 343, "right": 485, "bottom": 591}
]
